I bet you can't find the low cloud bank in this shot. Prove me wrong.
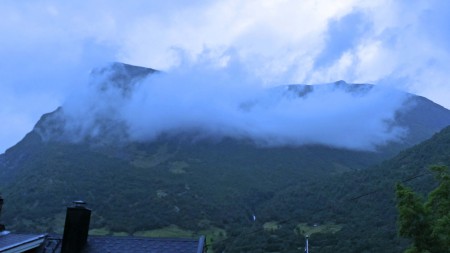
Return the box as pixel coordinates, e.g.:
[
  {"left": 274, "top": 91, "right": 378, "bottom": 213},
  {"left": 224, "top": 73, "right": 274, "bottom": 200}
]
[{"left": 37, "top": 63, "right": 410, "bottom": 151}]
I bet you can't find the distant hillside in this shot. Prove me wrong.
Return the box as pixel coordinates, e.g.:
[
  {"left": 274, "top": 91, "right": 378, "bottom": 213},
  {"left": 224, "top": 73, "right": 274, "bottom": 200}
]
[
  {"left": 1, "top": 63, "right": 450, "bottom": 253},
  {"left": 229, "top": 126, "right": 450, "bottom": 253}
]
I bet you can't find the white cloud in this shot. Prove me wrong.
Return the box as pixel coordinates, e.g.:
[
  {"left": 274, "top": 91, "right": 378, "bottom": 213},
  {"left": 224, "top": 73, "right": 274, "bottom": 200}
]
[
  {"left": 118, "top": 0, "right": 358, "bottom": 83},
  {"left": 41, "top": 64, "right": 409, "bottom": 151},
  {"left": 1, "top": 0, "right": 450, "bottom": 152}
]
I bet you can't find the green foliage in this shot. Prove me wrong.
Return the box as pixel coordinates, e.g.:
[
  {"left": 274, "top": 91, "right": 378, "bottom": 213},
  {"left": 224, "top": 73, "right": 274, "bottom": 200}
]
[
  {"left": 396, "top": 166, "right": 450, "bottom": 253},
  {"left": 2, "top": 119, "right": 450, "bottom": 252}
]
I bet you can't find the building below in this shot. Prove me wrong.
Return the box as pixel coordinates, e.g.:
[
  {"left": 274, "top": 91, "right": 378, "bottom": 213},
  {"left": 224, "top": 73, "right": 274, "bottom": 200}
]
[
  {"left": 0, "top": 232, "right": 46, "bottom": 253},
  {"left": 0, "top": 196, "right": 206, "bottom": 253}
]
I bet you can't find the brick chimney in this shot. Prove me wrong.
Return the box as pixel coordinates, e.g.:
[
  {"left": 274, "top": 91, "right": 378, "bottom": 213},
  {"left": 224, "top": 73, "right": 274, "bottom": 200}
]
[
  {"left": 0, "top": 195, "right": 5, "bottom": 232},
  {"left": 61, "top": 200, "right": 91, "bottom": 253}
]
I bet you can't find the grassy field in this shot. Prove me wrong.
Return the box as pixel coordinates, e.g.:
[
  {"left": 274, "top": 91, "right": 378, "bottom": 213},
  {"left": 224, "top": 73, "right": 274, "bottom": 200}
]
[
  {"left": 295, "top": 222, "right": 343, "bottom": 236},
  {"left": 133, "top": 225, "right": 193, "bottom": 237},
  {"left": 89, "top": 227, "right": 112, "bottom": 236},
  {"left": 263, "top": 221, "right": 281, "bottom": 231}
]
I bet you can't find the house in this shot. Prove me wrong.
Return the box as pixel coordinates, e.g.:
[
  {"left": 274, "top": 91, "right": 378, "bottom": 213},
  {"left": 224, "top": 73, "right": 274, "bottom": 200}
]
[{"left": 0, "top": 196, "right": 206, "bottom": 253}]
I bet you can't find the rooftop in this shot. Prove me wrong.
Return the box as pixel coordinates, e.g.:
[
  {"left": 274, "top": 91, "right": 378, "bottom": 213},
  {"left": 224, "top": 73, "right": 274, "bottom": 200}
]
[
  {"left": 40, "top": 235, "right": 206, "bottom": 253},
  {"left": 0, "top": 232, "right": 46, "bottom": 253},
  {"left": 0, "top": 197, "right": 206, "bottom": 253}
]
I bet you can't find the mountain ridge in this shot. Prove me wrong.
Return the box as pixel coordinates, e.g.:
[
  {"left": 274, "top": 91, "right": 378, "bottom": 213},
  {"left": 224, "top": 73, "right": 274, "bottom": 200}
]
[
  {"left": 19, "top": 62, "right": 450, "bottom": 152},
  {"left": 1, "top": 62, "right": 450, "bottom": 253}
]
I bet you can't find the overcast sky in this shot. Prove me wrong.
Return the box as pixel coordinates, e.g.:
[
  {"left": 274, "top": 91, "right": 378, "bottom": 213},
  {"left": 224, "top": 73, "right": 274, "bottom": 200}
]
[{"left": 1, "top": 0, "right": 450, "bottom": 153}]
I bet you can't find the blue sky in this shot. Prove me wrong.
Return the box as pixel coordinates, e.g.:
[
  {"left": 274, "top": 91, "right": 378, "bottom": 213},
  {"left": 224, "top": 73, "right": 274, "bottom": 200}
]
[{"left": 1, "top": 0, "right": 450, "bottom": 152}]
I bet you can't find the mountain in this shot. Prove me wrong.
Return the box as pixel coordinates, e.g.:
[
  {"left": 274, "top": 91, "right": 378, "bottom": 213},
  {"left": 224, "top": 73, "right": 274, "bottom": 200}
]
[
  {"left": 1, "top": 62, "right": 450, "bottom": 252},
  {"left": 226, "top": 125, "right": 450, "bottom": 253}
]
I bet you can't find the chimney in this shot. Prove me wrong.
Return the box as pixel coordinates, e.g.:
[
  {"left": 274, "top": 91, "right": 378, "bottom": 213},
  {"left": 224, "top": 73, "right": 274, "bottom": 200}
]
[
  {"left": 0, "top": 196, "right": 5, "bottom": 232},
  {"left": 61, "top": 200, "right": 91, "bottom": 253}
]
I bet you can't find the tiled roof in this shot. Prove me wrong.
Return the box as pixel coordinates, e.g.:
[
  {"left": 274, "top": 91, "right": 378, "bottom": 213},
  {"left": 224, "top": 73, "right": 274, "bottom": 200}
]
[
  {"left": 0, "top": 233, "right": 46, "bottom": 252},
  {"left": 40, "top": 235, "right": 206, "bottom": 253}
]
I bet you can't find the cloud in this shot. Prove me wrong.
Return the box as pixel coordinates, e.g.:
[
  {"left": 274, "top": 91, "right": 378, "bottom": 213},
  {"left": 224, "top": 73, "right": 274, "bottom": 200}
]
[
  {"left": 38, "top": 62, "right": 409, "bottom": 151},
  {"left": 109, "top": 0, "right": 450, "bottom": 111},
  {"left": 307, "top": 1, "right": 450, "bottom": 99},
  {"left": 1, "top": 0, "right": 450, "bottom": 152},
  {"left": 118, "top": 0, "right": 358, "bottom": 83}
]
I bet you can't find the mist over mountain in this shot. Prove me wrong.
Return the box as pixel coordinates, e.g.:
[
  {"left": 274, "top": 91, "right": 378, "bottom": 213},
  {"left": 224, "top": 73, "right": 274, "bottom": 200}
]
[
  {"left": 1, "top": 62, "right": 450, "bottom": 253},
  {"left": 33, "top": 62, "right": 437, "bottom": 151}
]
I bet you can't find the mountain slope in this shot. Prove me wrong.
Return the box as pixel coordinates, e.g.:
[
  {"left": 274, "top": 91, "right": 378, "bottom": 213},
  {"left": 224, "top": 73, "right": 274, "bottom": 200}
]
[
  {"left": 1, "top": 63, "right": 450, "bottom": 252},
  {"left": 2, "top": 109, "right": 448, "bottom": 253},
  {"left": 228, "top": 125, "right": 450, "bottom": 253}
]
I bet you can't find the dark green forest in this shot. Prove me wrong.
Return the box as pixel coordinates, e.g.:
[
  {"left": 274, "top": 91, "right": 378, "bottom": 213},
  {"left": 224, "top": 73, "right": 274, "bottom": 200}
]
[
  {"left": 1, "top": 66, "right": 450, "bottom": 253},
  {"left": 1, "top": 126, "right": 449, "bottom": 252}
]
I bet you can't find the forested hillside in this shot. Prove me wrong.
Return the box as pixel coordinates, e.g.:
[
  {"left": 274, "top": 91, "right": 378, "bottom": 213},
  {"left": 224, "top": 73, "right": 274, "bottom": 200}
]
[
  {"left": 1, "top": 118, "right": 449, "bottom": 252},
  {"left": 219, "top": 126, "right": 450, "bottom": 252},
  {"left": 1, "top": 63, "right": 450, "bottom": 253}
]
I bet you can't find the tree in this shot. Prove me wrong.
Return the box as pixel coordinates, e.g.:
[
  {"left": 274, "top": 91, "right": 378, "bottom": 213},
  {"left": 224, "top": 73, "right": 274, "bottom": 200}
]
[{"left": 395, "top": 165, "right": 450, "bottom": 253}]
